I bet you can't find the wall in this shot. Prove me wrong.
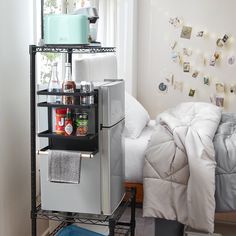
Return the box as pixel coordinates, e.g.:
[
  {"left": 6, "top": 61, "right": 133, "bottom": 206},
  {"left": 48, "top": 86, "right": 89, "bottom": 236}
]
[
  {"left": 138, "top": 0, "right": 236, "bottom": 118},
  {"left": 0, "top": 1, "right": 47, "bottom": 235}
]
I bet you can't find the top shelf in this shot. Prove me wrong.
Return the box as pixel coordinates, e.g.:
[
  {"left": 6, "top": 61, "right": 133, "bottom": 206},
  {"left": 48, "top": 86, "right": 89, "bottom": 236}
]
[{"left": 30, "top": 45, "right": 116, "bottom": 54}]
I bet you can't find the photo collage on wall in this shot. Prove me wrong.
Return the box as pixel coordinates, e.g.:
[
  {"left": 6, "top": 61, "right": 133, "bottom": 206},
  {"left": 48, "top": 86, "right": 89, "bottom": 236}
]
[{"left": 158, "top": 15, "right": 236, "bottom": 108}]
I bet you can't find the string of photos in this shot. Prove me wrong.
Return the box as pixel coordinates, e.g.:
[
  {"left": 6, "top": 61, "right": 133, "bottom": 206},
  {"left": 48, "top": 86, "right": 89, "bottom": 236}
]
[{"left": 158, "top": 16, "right": 236, "bottom": 108}]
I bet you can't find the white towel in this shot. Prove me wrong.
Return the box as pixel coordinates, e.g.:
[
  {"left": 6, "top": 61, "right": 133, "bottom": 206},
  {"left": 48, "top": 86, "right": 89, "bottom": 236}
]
[{"left": 48, "top": 150, "right": 81, "bottom": 184}]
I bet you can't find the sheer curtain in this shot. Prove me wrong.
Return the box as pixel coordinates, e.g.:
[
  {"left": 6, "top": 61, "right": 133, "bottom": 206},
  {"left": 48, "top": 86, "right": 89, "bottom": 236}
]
[{"left": 96, "top": 0, "right": 138, "bottom": 96}]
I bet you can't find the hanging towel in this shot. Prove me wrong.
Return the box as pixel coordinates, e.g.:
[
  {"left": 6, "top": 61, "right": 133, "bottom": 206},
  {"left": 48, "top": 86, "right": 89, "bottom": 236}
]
[{"left": 48, "top": 150, "right": 81, "bottom": 184}]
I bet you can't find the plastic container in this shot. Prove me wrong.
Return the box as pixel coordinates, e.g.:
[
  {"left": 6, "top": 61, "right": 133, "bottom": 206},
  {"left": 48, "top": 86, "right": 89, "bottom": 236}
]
[{"left": 57, "top": 225, "right": 104, "bottom": 236}]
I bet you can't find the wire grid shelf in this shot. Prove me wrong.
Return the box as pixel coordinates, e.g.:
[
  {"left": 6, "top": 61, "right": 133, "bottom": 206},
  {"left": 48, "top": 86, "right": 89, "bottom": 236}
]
[
  {"left": 35, "top": 188, "right": 135, "bottom": 225},
  {"left": 36, "top": 207, "right": 109, "bottom": 225},
  {"left": 48, "top": 223, "right": 130, "bottom": 236},
  {"left": 31, "top": 45, "right": 116, "bottom": 54}
]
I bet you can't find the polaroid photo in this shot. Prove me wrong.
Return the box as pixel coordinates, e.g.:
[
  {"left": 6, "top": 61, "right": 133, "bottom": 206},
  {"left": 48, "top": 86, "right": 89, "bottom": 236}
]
[
  {"left": 165, "top": 74, "right": 174, "bottom": 86},
  {"left": 196, "top": 31, "right": 204, "bottom": 37},
  {"left": 203, "top": 76, "right": 210, "bottom": 85},
  {"left": 183, "top": 62, "right": 190, "bottom": 72},
  {"left": 216, "top": 38, "right": 224, "bottom": 47},
  {"left": 214, "top": 52, "right": 220, "bottom": 60},
  {"left": 171, "top": 51, "right": 178, "bottom": 62},
  {"left": 228, "top": 56, "right": 235, "bottom": 65},
  {"left": 230, "top": 84, "right": 236, "bottom": 94},
  {"left": 170, "top": 41, "right": 177, "bottom": 50},
  {"left": 222, "top": 34, "right": 229, "bottom": 43},
  {"left": 215, "top": 82, "right": 225, "bottom": 93},
  {"left": 192, "top": 70, "right": 199, "bottom": 78},
  {"left": 209, "top": 56, "right": 216, "bottom": 66},
  {"left": 169, "top": 17, "right": 182, "bottom": 27},
  {"left": 174, "top": 81, "right": 183, "bottom": 92},
  {"left": 183, "top": 48, "right": 192, "bottom": 56},
  {"left": 215, "top": 96, "right": 224, "bottom": 107},
  {"left": 189, "top": 89, "right": 196, "bottom": 97},
  {"left": 180, "top": 26, "right": 192, "bottom": 39}
]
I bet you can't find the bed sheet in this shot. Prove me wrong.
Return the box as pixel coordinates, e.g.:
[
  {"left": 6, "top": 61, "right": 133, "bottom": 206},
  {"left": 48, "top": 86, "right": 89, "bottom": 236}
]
[{"left": 125, "top": 120, "right": 155, "bottom": 183}]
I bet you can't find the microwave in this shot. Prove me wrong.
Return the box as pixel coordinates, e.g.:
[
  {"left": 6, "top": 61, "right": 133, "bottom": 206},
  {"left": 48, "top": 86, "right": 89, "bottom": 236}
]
[{"left": 44, "top": 14, "right": 89, "bottom": 45}]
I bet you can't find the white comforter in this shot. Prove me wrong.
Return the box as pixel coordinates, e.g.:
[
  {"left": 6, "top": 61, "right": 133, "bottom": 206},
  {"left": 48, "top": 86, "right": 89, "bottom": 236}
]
[{"left": 143, "top": 102, "right": 222, "bottom": 233}]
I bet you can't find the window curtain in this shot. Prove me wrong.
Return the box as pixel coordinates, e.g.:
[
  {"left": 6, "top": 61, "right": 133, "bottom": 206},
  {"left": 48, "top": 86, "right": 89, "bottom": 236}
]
[{"left": 95, "top": 0, "right": 138, "bottom": 96}]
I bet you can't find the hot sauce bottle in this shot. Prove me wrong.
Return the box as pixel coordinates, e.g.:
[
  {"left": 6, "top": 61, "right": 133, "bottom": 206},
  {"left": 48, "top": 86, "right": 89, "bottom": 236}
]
[{"left": 64, "top": 108, "right": 73, "bottom": 136}]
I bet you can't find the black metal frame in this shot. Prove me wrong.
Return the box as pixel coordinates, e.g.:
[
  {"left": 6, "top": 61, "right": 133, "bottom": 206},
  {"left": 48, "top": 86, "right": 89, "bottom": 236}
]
[
  {"left": 29, "top": 44, "right": 135, "bottom": 235},
  {"left": 33, "top": 188, "right": 136, "bottom": 236}
]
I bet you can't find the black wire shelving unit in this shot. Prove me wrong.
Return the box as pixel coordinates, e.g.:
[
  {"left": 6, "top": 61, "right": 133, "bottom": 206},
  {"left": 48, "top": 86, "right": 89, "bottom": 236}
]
[
  {"left": 30, "top": 44, "right": 135, "bottom": 235},
  {"left": 31, "top": 45, "right": 116, "bottom": 54},
  {"left": 34, "top": 188, "right": 136, "bottom": 236}
]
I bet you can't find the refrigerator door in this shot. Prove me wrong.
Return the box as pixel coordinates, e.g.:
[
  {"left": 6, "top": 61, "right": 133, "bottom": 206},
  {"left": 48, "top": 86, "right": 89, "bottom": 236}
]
[
  {"left": 101, "top": 120, "right": 125, "bottom": 215},
  {"left": 101, "top": 80, "right": 125, "bottom": 127},
  {"left": 40, "top": 152, "right": 101, "bottom": 214}
]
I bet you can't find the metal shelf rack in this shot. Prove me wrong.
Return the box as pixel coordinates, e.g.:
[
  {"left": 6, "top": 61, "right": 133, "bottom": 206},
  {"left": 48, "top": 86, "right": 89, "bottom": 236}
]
[
  {"left": 30, "top": 44, "right": 135, "bottom": 235},
  {"left": 35, "top": 188, "right": 136, "bottom": 236},
  {"left": 31, "top": 45, "right": 116, "bottom": 54}
]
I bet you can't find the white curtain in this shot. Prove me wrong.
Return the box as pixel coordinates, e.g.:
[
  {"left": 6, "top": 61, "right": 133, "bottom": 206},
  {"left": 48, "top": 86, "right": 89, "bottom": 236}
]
[{"left": 96, "top": 0, "right": 138, "bottom": 96}]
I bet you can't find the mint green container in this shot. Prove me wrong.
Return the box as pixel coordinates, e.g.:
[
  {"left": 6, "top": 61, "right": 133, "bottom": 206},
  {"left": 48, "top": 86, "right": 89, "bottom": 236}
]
[{"left": 44, "top": 14, "right": 89, "bottom": 45}]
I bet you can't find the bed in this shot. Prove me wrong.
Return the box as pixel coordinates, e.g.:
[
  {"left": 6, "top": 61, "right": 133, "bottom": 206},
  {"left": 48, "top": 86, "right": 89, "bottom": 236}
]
[
  {"left": 142, "top": 102, "right": 236, "bottom": 233},
  {"left": 124, "top": 120, "right": 155, "bottom": 203},
  {"left": 125, "top": 120, "right": 155, "bottom": 183},
  {"left": 123, "top": 92, "right": 155, "bottom": 203}
]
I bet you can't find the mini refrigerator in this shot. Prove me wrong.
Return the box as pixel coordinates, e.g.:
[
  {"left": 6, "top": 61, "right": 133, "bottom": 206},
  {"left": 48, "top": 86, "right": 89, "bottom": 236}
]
[{"left": 40, "top": 80, "right": 125, "bottom": 215}]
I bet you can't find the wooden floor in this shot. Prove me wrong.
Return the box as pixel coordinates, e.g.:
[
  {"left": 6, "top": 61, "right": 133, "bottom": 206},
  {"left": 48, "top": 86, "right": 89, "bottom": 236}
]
[{"left": 121, "top": 208, "right": 236, "bottom": 236}]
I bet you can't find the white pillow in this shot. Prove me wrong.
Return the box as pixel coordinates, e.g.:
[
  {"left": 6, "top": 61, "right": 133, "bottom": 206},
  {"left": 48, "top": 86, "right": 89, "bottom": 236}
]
[{"left": 124, "top": 92, "right": 150, "bottom": 139}]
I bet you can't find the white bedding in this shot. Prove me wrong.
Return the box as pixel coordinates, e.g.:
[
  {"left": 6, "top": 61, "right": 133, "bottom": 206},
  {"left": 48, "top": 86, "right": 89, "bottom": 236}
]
[{"left": 125, "top": 120, "right": 155, "bottom": 182}]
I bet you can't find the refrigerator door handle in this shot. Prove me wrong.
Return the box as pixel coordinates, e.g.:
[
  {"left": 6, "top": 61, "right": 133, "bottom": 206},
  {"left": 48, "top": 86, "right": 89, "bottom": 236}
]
[{"left": 101, "top": 118, "right": 125, "bottom": 129}]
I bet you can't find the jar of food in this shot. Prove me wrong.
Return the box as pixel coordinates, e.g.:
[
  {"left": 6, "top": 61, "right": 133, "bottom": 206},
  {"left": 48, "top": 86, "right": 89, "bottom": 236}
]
[
  {"left": 55, "top": 108, "right": 67, "bottom": 135},
  {"left": 80, "top": 81, "right": 94, "bottom": 105},
  {"left": 75, "top": 112, "right": 88, "bottom": 136}
]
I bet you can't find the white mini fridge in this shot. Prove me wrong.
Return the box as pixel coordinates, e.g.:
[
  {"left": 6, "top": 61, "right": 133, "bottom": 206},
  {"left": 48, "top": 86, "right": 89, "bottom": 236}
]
[{"left": 40, "top": 80, "right": 125, "bottom": 215}]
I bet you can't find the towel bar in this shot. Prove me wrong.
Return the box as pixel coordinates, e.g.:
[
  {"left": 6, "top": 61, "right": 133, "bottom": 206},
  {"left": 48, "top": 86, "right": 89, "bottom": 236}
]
[{"left": 37, "top": 149, "right": 97, "bottom": 159}]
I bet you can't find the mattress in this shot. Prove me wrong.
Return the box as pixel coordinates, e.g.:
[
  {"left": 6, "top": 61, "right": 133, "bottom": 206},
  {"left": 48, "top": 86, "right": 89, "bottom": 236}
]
[{"left": 125, "top": 120, "right": 155, "bottom": 182}]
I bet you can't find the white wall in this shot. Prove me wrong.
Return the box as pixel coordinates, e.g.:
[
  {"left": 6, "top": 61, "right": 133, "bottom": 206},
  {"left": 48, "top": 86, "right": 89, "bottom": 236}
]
[
  {"left": 0, "top": 1, "right": 34, "bottom": 235},
  {"left": 138, "top": 0, "right": 236, "bottom": 118}
]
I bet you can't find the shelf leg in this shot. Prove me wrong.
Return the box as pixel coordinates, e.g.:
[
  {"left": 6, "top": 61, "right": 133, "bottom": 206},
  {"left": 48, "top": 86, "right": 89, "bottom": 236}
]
[
  {"left": 30, "top": 45, "right": 37, "bottom": 236},
  {"left": 109, "top": 218, "right": 116, "bottom": 236},
  {"left": 31, "top": 218, "right": 37, "bottom": 236},
  {"left": 130, "top": 187, "right": 136, "bottom": 236}
]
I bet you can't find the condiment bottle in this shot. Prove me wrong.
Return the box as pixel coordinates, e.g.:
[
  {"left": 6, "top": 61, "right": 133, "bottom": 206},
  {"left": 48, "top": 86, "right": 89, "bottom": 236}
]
[
  {"left": 62, "top": 63, "right": 76, "bottom": 105},
  {"left": 55, "top": 108, "right": 67, "bottom": 135},
  {"left": 64, "top": 108, "right": 73, "bottom": 136},
  {"left": 80, "top": 81, "right": 94, "bottom": 105},
  {"left": 75, "top": 112, "right": 88, "bottom": 136},
  {"left": 47, "top": 62, "right": 61, "bottom": 104}
]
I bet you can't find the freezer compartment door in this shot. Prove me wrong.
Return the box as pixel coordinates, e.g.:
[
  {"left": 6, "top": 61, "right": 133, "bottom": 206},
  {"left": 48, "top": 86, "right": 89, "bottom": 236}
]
[
  {"left": 101, "top": 81, "right": 125, "bottom": 127},
  {"left": 40, "top": 152, "right": 101, "bottom": 214},
  {"left": 101, "top": 120, "right": 125, "bottom": 215}
]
